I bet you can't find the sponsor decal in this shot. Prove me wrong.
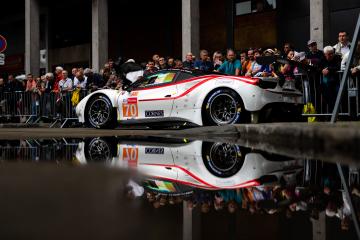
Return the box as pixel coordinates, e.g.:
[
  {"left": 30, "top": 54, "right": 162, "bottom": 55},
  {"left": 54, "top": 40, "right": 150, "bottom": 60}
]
[
  {"left": 122, "top": 147, "right": 138, "bottom": 167},
  {"left": 145, "top": 147, "right": 165, "bottom": 154},
  {"left": 122, "top": 103, "right": 138, "bottom": 117},
  {"left": 127, "top": 97, "right": 138, "bottom": 104},
  {"left": 145, "top": 110, "right": 164, "bottom": 117},
  {"left": 122, "top": 97, "right": 138, "bottom": 118}
]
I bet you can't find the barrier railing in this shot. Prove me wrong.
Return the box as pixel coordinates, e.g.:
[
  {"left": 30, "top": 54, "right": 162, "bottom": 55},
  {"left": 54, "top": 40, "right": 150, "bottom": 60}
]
[
  {"left": 301, "top": 71, "right": 359, "bottom": 119},
  {"left": 0, "top": 89, "right": 89, "bottom": 127},
  {"left": 0, "top": 139, "right": 79, "bottom": 162}
]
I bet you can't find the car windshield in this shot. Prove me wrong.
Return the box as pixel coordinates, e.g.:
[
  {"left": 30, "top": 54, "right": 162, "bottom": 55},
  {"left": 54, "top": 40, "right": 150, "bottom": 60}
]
[{"left": 130, "top": 72, "right": 176, "bottom": 89}]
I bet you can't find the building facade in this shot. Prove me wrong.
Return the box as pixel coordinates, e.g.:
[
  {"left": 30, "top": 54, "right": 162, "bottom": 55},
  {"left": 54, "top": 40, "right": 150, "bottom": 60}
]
[{"left": 0, "top": 0, "right": 359, "bottom": 77}]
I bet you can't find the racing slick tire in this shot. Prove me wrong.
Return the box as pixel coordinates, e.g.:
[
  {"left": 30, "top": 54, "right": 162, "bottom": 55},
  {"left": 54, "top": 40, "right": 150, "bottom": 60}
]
[
  {"left": 85, "top": 95, "right": 116, "bottom": 129},
  {"left": 84, "top": 137, "right": 116, "bottom": 163},
  {"left": 202, "top": 142, "right": 245, "bottom": 178},
  {"left": 202, "top": 88, "right": 244, "bottom": 126}
]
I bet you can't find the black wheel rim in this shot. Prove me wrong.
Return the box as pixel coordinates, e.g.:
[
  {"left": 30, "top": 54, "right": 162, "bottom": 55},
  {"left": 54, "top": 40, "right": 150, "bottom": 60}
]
[
  {"left": 88, "top": 98, "right": 110, "bottom": 127},
  {"left": 88, "top": 138, "right": 111, "bottom": 162},
  {"left": 209, "top": 93, "right": 238, "bottom": 125},
  {"left": 209, "top": 143, "right": 240, "bottom": 172}
]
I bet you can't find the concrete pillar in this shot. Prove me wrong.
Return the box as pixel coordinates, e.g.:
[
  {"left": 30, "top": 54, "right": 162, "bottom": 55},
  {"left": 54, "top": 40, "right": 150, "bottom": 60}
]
[
  {"left": 310, "top": 0, "right": 329, "bottom": 49},
  {"left": 311, "top": 212, "right": 326, "bottom": 240},
  {"left": 182, "top": 0, "right": 200, "bottom": 59},
  {"left": 25, "top": 0, "right": 40, "bottom": 76},
  {"left": 92, "top": 0, "right": 108, "bottom": 73},
  {"left": 226, "top": 0, "right": 234, "bottom": 49}
]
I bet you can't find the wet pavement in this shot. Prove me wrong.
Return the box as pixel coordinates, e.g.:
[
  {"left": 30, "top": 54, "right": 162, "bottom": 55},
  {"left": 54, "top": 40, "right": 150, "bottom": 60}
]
[{"left": 0, "top": 136, "right": 359, "bottom": 240}]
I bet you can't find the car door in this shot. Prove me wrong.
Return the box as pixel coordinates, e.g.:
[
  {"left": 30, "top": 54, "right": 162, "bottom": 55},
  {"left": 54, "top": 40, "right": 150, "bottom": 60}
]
[{"left": 128, "top": 71, "right": 178, "bottom": 120}]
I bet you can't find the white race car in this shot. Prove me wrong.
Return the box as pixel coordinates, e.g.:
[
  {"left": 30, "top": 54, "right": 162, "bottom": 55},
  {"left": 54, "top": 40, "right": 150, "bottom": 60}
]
[
  {"left": 75, "top": 138, "right": 303, "bottom": 190},
  {"left": 76, "top": 69, "right": 303, "bottom": 128}
]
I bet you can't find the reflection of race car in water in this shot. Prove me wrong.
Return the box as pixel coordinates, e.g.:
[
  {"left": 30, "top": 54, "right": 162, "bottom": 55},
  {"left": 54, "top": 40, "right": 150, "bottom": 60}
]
[
  {"left": 76, "top": 138, "right": 303, "bottom": 190},
  {"left": 75, "top": 69, "right": 303, "bottom": 129}
]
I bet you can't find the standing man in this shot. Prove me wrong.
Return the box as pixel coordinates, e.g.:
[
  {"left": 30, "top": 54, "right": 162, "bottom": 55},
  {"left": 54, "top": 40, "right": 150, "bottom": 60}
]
[
  {"left": 59, "top": 70, "right": 73, "bottom": 92},
  {"left": 217, "top": 49, "right": 241, "bottom": 76},
  {"left": 194, "top": 50, "right": 213, "bottom": 72},
  {"left": 333, "top": 31, "right": 351, "bottom": 58}
]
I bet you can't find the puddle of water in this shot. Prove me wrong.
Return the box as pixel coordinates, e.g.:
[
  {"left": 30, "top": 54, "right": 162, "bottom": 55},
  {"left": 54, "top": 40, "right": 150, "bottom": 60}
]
[{"left": 0, "top": 137, "right": 359, "bottom": 240}]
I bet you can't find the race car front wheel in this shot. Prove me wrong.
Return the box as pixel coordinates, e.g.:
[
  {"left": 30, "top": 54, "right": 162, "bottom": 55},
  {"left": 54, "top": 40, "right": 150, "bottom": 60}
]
[
  {"left": 202, "top": 142, "right": 245, "bottom": 178},
  {"left": 202, "top": 89, "right": 243, "bottom": 125},
  {"left": 86, "top": 95, "right": 116, "bottom": 129}
]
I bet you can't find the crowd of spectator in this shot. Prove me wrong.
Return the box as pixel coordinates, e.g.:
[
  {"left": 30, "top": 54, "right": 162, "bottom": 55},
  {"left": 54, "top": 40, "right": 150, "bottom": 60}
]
[{"left": 0, "top": 31, "right": 359, "bottom": 120}]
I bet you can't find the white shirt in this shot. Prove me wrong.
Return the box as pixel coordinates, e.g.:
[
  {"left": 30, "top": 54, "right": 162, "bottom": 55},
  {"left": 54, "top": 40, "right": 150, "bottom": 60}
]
[
  {"left": 341, "top": 52, "right": 349, "bottom": 71},
  {"left": 333, "top": 42, "right": 350, "bottom": 58},
  {"left": 73, "top": 76, "right": 88, "bottom": 89},
  {"left": 59, "top": 78, "right": 73, "bottom": 91}
]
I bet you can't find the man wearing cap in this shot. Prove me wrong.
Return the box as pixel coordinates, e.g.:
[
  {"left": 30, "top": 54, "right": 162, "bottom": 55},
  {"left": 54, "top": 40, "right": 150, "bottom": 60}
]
[{"left": 306, "top": 40, "right": 324, "bottom": 67}]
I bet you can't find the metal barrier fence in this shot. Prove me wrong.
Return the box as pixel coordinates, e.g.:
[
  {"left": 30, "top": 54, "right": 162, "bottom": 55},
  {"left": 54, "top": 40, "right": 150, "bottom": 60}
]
[
  {"left": 0, "top": 139, "right": 79, "bottom": 162},
  {"left": 0, "top": 89, "right": 89, "bottom": 127},
  {"left": 299, "top": 71, "right": 359, "bottom": 119}
]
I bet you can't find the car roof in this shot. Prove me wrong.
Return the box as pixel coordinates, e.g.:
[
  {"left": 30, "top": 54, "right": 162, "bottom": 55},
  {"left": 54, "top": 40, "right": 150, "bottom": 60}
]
[{"left": 155, "top": 69, "right": 228, "bottom": 77}]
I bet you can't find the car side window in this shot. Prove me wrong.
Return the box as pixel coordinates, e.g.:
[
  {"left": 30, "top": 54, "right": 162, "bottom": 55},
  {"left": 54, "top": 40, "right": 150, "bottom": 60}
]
[
  {"left": 175, "top": 72, "right": 195, "bottom": 82},
  {"left": 136, "top": 72, "right": 176, "bottom": 89}
]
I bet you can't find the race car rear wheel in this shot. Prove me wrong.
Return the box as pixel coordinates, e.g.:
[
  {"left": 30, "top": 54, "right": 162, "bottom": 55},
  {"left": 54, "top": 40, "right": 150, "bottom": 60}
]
[
  {"left": 86, "top": 95, "right": 116, "bottom": 129},
  {"left": 202, "top": 142, "right": 245, "bottom": 178},
  {"left": 202, "top": 88, "right": 243, "bottom": 125}
]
